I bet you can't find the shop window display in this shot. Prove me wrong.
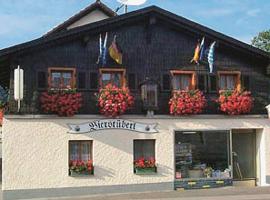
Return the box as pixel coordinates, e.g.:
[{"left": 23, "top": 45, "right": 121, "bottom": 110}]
[{"left": 175, "top": 131, "right": 231, "bottom": 179}]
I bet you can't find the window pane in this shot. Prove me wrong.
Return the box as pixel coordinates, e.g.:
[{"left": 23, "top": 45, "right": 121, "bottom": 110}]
[
  {"left": 62, "top": 72, "right": 72, "bottom": 88},
  {"left": 226, "top": 75, "right": 235, "bottom": 90},
  {"left": 134, "top": 140, "right": 155, "bottom": 160},
  {"left": 180, "top": 75, "right": 191, "bottom": 90},
  {"left": 70, "top": 143, "right": 80, "bottom": 161},
  {"left": 172, "top": 76, "right": 180, "bottom": 90},
  {"left": 220, "top": 75, "right": 226, "bottom": 90},
  {"left": 112, "top": 73, "right": 121, "bottom": 87},
  {"left": 102, "top": 73, "right": 111, "bottom": 87},
  {"left": 51, "top": 72, "right": 61, "bottom": 88},
  {"left": 81, "top": 142, "right": 91, "bottom": 161}
]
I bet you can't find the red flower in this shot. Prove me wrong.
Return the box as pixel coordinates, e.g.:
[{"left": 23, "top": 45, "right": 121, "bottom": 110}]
[
  {"left": 134, "top": 157, "right": 156, "bottom": 169},
  {"left": 40, "top": 89, "right": 83, "bottom": 117},
  {"left": 169, "top": 89, "right": 206, "bottom": 115},
  {"left": 96, "top": 84, "right": 134, "bottom": 117},
  {"left": 217, "top": 90, "right": 253, "bottom": 115}
]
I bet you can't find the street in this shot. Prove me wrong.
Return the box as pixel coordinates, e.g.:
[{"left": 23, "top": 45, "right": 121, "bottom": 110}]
[{"left": 32, "top": 187, "right": 270, "bottom": 200}]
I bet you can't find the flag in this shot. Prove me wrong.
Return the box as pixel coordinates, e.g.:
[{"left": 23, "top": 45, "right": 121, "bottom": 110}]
[
  {"left": 190, "top": 42, "right": 200, "bottom": 64},
  {"left": 207, "top": 41, "right": 216, "bottom": 73},
  {"left": 96, "top": 32, "right": 108, "bottom": 66},
  {"left": 109, "top": 35, "right": 123, "bottom": 65},
  {"left": 199, "top": 37, "right": 205, "bottom": 61}
]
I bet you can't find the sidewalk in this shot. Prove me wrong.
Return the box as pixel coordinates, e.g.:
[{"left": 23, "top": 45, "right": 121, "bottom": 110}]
[{"left": 34, "top": 187, "right": 270, "bottom": 200}]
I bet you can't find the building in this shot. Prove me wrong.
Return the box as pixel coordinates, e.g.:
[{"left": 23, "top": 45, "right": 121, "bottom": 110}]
[{"left": 0, "top": 1, "right": 270, "bottom": 200}]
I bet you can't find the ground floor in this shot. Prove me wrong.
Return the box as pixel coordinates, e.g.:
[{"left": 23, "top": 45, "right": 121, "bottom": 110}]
[{"left": 2, "top": 115, "right": 270, "bottom": 200}]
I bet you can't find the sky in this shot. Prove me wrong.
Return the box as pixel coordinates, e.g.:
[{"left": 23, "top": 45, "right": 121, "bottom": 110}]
[{"left": 0, "top": 0, "right": 269, "bottom": 49}]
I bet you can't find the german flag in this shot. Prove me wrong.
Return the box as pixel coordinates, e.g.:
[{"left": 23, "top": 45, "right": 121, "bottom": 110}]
[{"left": 109, "top": 35, "right": 123, "bottom": 65}]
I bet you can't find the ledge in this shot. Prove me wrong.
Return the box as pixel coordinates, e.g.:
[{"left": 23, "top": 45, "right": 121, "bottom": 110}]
[{"left": 3, "top": 114, "right": 269, "bottom": 120}]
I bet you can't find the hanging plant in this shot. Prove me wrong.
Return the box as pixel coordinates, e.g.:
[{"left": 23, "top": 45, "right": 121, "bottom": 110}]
[
  {"left": 96, "top": 84, "right": 134, "bottom": 117},
  {"left": 169, "top": 90, "right": 207, "bottom": 115},
  {"left": 40, "top": 89, "right": 82, "bottom": 117},
  {"left": 217, "top": 90, "right": 253, "bottom": 115}
]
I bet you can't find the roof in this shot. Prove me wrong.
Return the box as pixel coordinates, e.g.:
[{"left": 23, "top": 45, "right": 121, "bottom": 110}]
[
  {"left": 0, "top": 5, "right": 269, "bottom": 61},
  {"left": 44, "top": 0, "right": 117, "bottom": 36}
]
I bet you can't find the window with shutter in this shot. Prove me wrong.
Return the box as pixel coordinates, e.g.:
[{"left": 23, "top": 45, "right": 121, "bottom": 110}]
[
  {"left": 48, "top": 68, "right": 76, "bottom": 89},
  {"left": 170, "top": 70, "right": 196, "bottom": 90},
  {"left": 99, "top": 68, "right": 126, "bottom": 88}
]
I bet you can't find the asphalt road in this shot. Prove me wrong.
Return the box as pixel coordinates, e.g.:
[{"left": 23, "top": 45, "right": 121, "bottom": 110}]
[{"left": 33, "top": 187, "right": 270, "bottom": 200}]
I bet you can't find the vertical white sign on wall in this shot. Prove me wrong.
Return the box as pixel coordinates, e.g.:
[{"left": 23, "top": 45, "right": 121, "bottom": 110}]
[
  {"left": 266, "top": 104, "right": 270, "bottom": 119},
  {"left": 14, "top": 65, "right": 24, "bottom": 112}
]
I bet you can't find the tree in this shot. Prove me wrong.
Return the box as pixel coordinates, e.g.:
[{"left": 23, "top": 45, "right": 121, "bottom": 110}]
[{"left": 251, "top": 30, "right": 270, "bottom": 53}]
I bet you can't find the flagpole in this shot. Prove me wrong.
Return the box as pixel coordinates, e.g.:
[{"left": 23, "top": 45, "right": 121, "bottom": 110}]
[{"left": 124, "top": 5, "right": 128, "bottom": 13}]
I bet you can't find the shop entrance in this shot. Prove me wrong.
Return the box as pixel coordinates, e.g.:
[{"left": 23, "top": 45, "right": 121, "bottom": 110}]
[{"left": 232, "top": 129, "right": 256, "bottom": 186}]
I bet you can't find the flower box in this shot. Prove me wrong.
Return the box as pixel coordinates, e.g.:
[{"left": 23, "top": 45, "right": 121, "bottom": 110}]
[
  {"left": 217, "top": 90, "right": 253, "bottom": 115},
  {"left": 69, "top": 160, "right": 94, "bottom": 177},
  {"left": 40, "top": 89, "right": 82, "bottom": 117},
  {"left": 69, "top": 168, "right": 94, "bottom": 177},
  {"left": 96, "top": 84, "right": 134, "bottom": 117},
  {"left": 135, "top": 167, "right": 157, "bottom": 175},
  {"left": 169, "top": 90, "right": 206, "bottom": 115}
]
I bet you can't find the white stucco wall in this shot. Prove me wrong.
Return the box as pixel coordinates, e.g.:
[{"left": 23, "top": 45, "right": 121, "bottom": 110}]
[
  {"left": 67, "top": 10, "right": 110, "bottom": 30},
  {"left": 2, "top": 116, "right": 270, "bottom": 191}
]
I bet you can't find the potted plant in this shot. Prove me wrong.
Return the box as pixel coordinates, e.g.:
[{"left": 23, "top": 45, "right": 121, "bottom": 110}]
[
  {"left": 0, "top": 86, "right": 9, "bottom": 125},
  {"left": 169, "top": 89, "right": 206, "bottom": 115},
  {"left": 96, "top": 84, "right": 134, "bottom": 117},
  {"left": 134, "top": 157, "right": 157, "bottom": 175},
  {"left": 217, "top": 90, "right": 253, "bottom": 115},
  {"left": 69, "top": 160, "right": 94, "bottom": 176},
  {"left": 40, "top": 89, "right": 82, "bottom": 117}
]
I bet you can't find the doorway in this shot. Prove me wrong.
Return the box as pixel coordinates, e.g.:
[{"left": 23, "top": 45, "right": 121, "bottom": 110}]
[{"left": 232, "top": 129, "right": 256, "bottom": 186}]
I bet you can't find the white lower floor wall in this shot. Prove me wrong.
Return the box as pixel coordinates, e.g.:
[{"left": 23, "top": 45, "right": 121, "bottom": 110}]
[{"left": 2, "top": 115, "right": 270, "bottom": 200}]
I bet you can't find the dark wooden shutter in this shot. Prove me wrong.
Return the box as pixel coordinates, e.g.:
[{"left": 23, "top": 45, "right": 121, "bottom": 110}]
[
  {"left": 128, "top": 73, "right": 136, "bottom": 90},
  {"left": 162, "top": 74, "right": 170, "bottom": 91},
  {"left": 90, "top": 72, "right": 98, "bottom": 89},
  {"left": 242, "top": 75, "right": 250, "bottom": 90},
  {"left": 198, "top": 74, "right": 207, "bottom": 92},
  {"left": 37, "top": 71, "right": 46, "bottom": 89},
  {"left": 209, "top": 74, "right": 217, "bottom": 92},
  {"left": 78, "top": 72, "right": 86, "bottom": 89}
]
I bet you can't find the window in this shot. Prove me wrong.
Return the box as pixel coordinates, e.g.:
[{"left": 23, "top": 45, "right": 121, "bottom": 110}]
[
  {"left": 48, "top": 68, "right": 76, "bottom": 89},
  {"left": 134, "top": 140, "right": 155, "bottom": 160},
  {"left": 99, "top": 68, "right": 126, "bottom": 88},
  {"left": 218, "top": 71, "right": 241, "bottom": 91},
  {"left": 37, "top": 71, "right": 46, "bottom": 89},
  {"left": 170, "top": 70, "right": 196, "bottom": 90},
  {"left": 69, "top": 141, "right": 92, "bottom": 162}
]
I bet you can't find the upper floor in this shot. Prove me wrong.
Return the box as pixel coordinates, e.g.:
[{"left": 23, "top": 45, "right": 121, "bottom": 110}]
[{"left": 0, "top": 5, "right": 269, "bottom": 116}]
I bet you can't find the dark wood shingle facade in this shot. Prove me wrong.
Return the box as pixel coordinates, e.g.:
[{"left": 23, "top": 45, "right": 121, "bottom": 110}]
[{"left": 0, "top": 6, "right": 269, "bottom": 115}]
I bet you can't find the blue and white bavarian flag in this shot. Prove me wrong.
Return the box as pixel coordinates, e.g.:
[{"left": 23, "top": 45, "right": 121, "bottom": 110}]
[
  {"left": 97, "top": 32, "right": 108, "bottom": 66},
  {"left": 199, "top": 37, "right": 205, "bottom": 61},
  {"left": 207, "top": 41, "right": 216, "bottom": 73}
]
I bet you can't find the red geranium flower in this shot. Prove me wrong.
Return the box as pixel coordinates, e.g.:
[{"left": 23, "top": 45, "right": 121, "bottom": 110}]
[{"left": 96, "top": 84, "right": 134, "bottom": 117}]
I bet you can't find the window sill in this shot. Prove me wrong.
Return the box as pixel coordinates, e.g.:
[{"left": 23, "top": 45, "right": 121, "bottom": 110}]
[{"left": 134, "top": 167, "right": 157, "bottom": 175}]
